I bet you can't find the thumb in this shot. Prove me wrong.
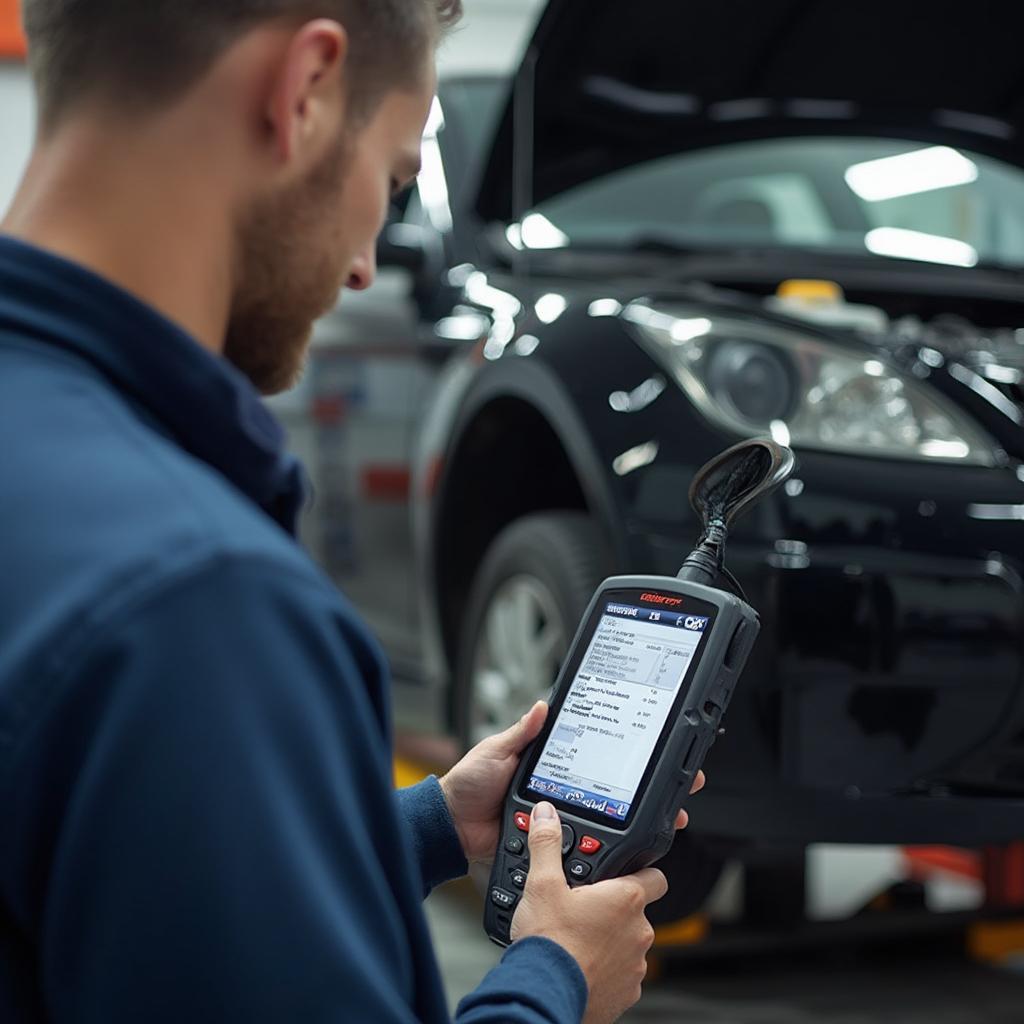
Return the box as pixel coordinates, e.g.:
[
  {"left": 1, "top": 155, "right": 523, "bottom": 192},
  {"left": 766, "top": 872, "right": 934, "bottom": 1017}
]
[
  {"left": 490, "top": 700, "right": 548, "bottom": 757},
  {"left": 526, "top": 801, "right": 566, "bottom": 882}
]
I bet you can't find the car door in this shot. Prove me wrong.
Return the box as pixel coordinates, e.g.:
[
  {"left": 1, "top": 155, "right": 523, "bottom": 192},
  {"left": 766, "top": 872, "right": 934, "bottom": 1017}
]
[{"left": 298, "top": 263, "right": 425, "bottom": 674}]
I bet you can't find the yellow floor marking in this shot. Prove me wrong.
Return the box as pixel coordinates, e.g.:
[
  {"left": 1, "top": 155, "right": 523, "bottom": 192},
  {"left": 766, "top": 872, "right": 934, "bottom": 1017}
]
[
  {"left": 653, "top": 914, "right": 709, "bottom": 948},
  {"left": 967, "top": 920, "right": 1024, "bottom": 963},
  {"left": 394, "top": 757, "right": 433, "bottom": 790}
]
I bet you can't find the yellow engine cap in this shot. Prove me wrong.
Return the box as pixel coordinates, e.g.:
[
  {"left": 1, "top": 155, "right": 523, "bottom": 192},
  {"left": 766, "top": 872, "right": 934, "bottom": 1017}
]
[{"left": 777, "top": 279, "right": 845, "bottom": 304}]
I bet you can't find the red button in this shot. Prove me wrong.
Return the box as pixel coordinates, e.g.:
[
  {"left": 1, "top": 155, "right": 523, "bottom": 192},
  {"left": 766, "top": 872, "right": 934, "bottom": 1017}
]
[
  {"left": 514, "top": 812, "right": 531, "bottom": 832},
  {"left": 578, "top": 836, "right": 602, "bottom": 855}
]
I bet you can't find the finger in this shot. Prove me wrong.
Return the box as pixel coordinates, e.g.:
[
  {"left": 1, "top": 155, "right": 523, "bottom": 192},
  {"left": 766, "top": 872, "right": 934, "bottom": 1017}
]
[
  {"left": 524, "top": 801, "right": 568, "bottom": 886},
  {"left": 630, "top": 867, "right": 669, "bottom": 906},
  {"left": 691, "top": 770, "right": 706, "bottom": 795},
  {"left": 489, "top": 701, "right": 548, "bottom": 757},
  {"left": 674, "top": 808, "right": 689, "bottom": 831}
]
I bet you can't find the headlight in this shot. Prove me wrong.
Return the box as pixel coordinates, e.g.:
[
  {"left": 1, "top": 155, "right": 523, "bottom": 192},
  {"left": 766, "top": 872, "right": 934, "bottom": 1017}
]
[{"left": 624, "top": 303, "right": 999, "bottom": 466}]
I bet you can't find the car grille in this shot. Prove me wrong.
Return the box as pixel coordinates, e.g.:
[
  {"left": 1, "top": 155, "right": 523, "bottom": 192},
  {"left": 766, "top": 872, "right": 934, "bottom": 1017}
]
[{"left": 943, "top": 730, "right": 1024, "bottom": 796}]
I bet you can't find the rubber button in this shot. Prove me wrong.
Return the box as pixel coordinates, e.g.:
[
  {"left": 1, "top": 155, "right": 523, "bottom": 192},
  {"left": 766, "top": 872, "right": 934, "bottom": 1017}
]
[
  {"left": 490, "top": 887, "right": 518, "bottom": 910},
  {"left": 510, "top": 868, "right": 528, "bottom": 889},
  {"left": 561, "top": 824, "right": 575, "bottom": 856},
  {"left": 504, "top": 836, "right": 525, "bottom": 855},
  {"left": 567, "top": 860, "right": 592, "bottom": 881},
  {"left": 514, "top": 812, "right": 530, "bottom": 832},
  {"left": 578, "top": 836, "right": 602, "bottom": 855}
]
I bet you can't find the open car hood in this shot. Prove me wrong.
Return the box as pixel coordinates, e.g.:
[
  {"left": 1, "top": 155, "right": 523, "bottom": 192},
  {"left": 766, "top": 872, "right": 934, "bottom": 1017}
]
[{"left": 475, "top": 0, "right": 1024, "bottom": 223}]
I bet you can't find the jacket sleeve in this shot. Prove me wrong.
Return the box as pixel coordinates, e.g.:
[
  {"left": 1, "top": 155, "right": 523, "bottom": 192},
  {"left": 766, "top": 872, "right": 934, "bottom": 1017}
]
[
  {"left": 24, "top": 554, "right": 586, "bottom": 1024},
  {"left": 456, "top": 940, "right": 588, "bottom": 1024},
  {"left": 395, "top": 777, "right": 468, "bottom": 898}
]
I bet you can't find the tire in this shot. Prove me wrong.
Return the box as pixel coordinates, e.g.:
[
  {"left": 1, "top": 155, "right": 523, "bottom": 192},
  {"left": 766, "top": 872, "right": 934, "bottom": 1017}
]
[
  {"left": 454, "top": 512, "right": 610, "bottom": 751},
  {"left": 454, "top": 512, "right": 728, "bottom": 923},
  {"left": 645, "top": 832, "right": 726, "bottom": 927}
]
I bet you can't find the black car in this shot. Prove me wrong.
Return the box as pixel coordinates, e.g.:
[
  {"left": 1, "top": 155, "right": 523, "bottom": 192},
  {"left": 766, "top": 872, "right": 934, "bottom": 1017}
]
[{"left": 281, "top": 0, "right": 1024, "bottom": 917}]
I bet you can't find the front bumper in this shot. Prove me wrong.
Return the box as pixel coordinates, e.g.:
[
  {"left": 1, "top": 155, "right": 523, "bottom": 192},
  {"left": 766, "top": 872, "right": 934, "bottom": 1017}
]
[
  {"left": 695, "top": 787, "right": 1024, "bottom": 846},
  {"left": 637, "top": 453, "right": 1024, "bottom": 847}
]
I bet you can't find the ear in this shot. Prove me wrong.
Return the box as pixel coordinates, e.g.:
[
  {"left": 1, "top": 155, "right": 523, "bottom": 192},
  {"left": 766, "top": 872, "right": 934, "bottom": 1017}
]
[{"left": 266, "top": 19, "right": 348, "bottom": 167}]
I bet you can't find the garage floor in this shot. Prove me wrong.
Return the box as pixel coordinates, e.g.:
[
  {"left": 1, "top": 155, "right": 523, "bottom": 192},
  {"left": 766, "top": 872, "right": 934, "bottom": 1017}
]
[{"left": 424, "top": 880, "right": 1024, "bottom": 1023}]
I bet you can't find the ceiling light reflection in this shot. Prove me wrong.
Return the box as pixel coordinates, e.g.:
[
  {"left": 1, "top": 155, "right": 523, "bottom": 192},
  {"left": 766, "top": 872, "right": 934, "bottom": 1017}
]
[
  {"left": 520, "top": 213, "right": 569, "bottom": 250},
  {"left": 948, "top": 363, "right": 1023, "bottom": 423},
  {"left": 514, "top": 335, "right": 540, "bottom": 357},
  {"left": 418, "top": 134, "right": 452, "bottom": 233},
  {"left": 535, "top": 293, "right": 568, "bottom": 324},
  {"left": 770, "top": 419, "right": 792, "bottom": 447},
  {"left": 589, "top": 299, "right": 623, "bottom": 318},
  {"left": 968, "top": 503, "right": 1024, "bottom": 521},
  {"left": 708, "top": 98, "right": 774, "bottom": 121},
  {"left": 424, "top": 96, "right": 445, "bottom": 139},
  {"left": 670, "top": 318, "right": 713, "bottom": 344},
  {"left": 845, "top": 146, "right": 978, "bottom": 202},
  {"left": 864, "top": 228, "right": 978, "bottom": 268},
  {"left": 613, "top": 441, "right": 660, "bottom": 477},
  {"left": 608, "top": 376, "right": 667, "bottom": 413},
  {"left": 435, "top": 313, "right": 489, "bottom": 341},
  {"left": 583, "top": 76, "right": 700, "bottom": 116},
  {"left": 919, "top": 440, "right": 971, "bottom": 459},
  {"left": 465, "top": 272, "right": 522, "bottom": 317},
  {"left": 935, "top": 110, "right": 1014, "bottom": 140}
]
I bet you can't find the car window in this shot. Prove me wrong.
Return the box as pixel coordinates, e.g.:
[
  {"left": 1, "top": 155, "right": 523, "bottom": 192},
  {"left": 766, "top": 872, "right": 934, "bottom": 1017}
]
[
  {"left": 397, "top": 77, "right": 506, "bottom": 241},
  {"left": 433, "top": 78, "right": 507, "bottom": 202},
  {"left": 530, "top": 137, "right": 1024, "bottom": 268}
]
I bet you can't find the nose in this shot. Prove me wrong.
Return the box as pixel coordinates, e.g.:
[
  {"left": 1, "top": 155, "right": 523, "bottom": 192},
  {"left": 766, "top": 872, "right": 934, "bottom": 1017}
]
[{"left": 346, "top": 245, "right": 377, "bottom": 292}]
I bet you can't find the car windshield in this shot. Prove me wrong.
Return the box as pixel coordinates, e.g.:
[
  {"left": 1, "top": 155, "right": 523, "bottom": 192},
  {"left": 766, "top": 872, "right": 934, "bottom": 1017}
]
[{"left": 521, "top": 138, "right": 1024, "bottom": 269}]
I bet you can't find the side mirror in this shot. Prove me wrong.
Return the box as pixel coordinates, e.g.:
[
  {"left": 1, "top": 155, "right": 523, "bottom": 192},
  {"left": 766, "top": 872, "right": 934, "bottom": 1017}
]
[{"left": 377, "top": 223, "right": 427, "bottom": 274}]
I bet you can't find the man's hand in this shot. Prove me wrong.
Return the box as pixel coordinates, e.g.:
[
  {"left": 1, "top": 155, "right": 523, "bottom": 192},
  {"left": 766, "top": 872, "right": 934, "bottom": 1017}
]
[
  {"left": 511, "top": 802, "right": 664, "bottom": 1024},
  {"left": 438, "top": 701, "right": 705, "bottom": 864},
  {"left": 439, "top": 701, "right": 549, "bottom": 863}
]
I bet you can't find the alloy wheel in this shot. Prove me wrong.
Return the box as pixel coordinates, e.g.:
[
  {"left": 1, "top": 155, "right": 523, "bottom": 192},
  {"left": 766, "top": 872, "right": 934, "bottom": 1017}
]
[{"left": 467, "top": 573, "right": 567, "bottom": 747}]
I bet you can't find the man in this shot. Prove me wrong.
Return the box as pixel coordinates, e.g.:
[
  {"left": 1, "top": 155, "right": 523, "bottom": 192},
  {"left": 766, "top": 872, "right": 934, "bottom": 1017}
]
[{"left": 0, "top": 2, "right": 701, "bottom": 1021}]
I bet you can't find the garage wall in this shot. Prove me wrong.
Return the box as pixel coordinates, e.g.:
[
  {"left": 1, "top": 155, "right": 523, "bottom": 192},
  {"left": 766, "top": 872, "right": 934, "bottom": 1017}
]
[
  {"left": 0, "top": 0, "right": 543, "bottom": 215},
  {"left": 0, "top": 62, "right": 34, "bottom": 214},
  {"left": 437, "top": 0, "right": 544, "bottom": 75}
]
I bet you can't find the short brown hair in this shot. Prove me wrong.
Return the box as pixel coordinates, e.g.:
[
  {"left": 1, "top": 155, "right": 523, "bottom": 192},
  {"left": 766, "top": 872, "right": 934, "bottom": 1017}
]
[{"left": 23, "top": 0, "right": 462, "bottom": 130}]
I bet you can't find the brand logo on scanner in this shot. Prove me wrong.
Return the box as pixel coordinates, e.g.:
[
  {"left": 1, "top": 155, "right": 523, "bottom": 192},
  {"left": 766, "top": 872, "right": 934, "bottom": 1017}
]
[
  {"left": 641, "top": 592, "right": 684, "bottom": 606},
  {"left": 607, "top": 604, "right": 639, "bottom": 617}
]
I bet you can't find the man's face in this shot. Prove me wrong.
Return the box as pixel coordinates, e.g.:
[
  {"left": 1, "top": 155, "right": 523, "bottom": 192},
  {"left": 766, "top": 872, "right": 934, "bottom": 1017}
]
[{"left": 225, "top": 78, "right": 433, "bottom": 396}]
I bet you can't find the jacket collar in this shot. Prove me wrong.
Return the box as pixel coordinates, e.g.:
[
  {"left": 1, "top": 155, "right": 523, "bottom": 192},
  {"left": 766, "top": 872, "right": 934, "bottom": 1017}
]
[{"left": 0, "top": 234, "right": 307, "bottom": 534}]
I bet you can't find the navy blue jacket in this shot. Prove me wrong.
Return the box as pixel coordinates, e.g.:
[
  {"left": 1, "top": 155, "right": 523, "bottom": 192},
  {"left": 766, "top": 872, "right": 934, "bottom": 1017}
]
[{"left": 0, "top": 236, "right": 586, "bottom": 1023}]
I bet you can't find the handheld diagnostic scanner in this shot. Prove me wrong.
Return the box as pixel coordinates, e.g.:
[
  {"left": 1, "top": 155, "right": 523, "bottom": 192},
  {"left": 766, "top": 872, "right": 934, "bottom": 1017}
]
[{"left": 484, "top": 438, "right": 795, "bottom": 946}]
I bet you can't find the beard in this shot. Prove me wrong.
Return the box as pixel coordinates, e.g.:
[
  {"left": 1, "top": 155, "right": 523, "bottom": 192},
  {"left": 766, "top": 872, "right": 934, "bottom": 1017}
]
[{"left": 224, "top": 132, "right": 353, "bottom": 396}]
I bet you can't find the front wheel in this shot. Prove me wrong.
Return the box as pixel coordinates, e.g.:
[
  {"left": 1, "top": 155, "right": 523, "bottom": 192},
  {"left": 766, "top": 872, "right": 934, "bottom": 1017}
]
[{"left": 454, "top": 512, "right": 610, "bottom": 751}]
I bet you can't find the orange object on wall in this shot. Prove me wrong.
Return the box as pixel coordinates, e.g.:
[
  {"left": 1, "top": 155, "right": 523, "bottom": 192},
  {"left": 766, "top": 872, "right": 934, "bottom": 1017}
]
[{"left": 0, "top": 0, "right": 26, "bottom": 59}]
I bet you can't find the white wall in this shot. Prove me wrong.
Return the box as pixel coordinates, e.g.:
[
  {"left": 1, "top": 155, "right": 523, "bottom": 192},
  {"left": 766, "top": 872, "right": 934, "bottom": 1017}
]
[
  {"left": 0, "top": 0, "right": 544, "bottom": 215},
  {"left": 437, "top": 0, "right": 544, "bottom": 76},
  {"left": 0, "top": 63, "right": 35, "bottom": 215}
]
